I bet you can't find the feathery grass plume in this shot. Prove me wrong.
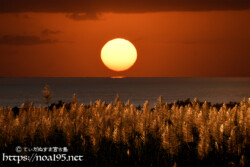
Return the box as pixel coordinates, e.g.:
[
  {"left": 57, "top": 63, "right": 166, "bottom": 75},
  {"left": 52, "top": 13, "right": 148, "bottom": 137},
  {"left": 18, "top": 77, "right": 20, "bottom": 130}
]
[
  {"left": 72, "top": 93, "right": 77, "bottom": 104},
  {"left": 198, "top": 124, "right": 210, "bottom": 158},
  {"left": 142, "top": 100, "right": 150, "bottom": 144},
  {"left": 155, "top": 95, "right": 164, "bottom": 110},
  {"left": 125, "top": 99, "right": 130, "bottom": 107},
  {"left": 240, "top": 154, "right": 246, "bottom": 167},
  {"left": 113, "top": 127, "right": 118, "bottom": 143},
  {"left": 115, "top": 93, "right": 120, "bottom": 105},
  {"left": 42, "top": 84, "right": 51, "bottom": 105}
]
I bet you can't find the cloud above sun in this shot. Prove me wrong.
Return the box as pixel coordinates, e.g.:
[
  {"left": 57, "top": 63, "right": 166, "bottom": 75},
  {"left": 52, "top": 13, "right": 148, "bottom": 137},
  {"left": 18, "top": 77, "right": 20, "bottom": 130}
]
[{"left": 0, "top": 0, "right": 249, "bottom": 14}]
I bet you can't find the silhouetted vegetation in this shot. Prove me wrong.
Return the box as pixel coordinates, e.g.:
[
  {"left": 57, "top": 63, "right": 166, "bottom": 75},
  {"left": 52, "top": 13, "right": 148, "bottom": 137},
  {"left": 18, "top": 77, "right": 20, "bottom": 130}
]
[
  {"left": 10, "top": 98, "right": 241, "bottom": 117},
  {"left": 0, "top": 96, "right": 249, "bottom": 167}
]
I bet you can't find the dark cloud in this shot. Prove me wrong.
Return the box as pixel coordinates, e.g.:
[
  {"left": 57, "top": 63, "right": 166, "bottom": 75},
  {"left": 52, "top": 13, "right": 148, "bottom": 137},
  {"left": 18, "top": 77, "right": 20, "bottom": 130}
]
[
  {"left": 41, "top": 29, "right": 61, "bottom": 36},
  {"left": 11, "top": 13, "right": 30, "bottom": 19},
  {"left": 0, "top": 35, "right": 57, "bottom": 45},
  {"left": 66, "top": 13, "right": 99, "bottom": 21},
  {"left": 0, "top": 0, "right": 249, "bottom": 14}
]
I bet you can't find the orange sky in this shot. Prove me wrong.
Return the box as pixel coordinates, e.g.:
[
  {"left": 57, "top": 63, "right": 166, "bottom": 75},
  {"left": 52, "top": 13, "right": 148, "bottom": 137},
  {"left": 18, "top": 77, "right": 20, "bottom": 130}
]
[{"left": 0, "top": 1, "right": 249, "bottom": 77}]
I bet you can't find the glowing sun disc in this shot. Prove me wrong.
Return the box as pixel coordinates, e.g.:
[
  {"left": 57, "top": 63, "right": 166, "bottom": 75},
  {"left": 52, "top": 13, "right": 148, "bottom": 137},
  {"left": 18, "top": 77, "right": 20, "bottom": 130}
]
[{"left": 101, "top": 38, "right": 137, "bottom": 71}]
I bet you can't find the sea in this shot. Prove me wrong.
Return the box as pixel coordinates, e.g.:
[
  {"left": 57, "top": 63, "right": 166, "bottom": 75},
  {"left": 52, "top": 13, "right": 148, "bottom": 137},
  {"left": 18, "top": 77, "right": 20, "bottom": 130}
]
[{"left": 0, "top": 77, "right": 249, "bottom": 108}]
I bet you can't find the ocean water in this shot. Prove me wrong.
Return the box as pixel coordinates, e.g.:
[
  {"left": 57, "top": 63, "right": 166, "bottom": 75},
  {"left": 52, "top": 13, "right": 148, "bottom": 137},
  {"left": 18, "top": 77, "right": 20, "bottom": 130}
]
[{"left": 0, "top": 78, "right": 249, "bottom": 107}]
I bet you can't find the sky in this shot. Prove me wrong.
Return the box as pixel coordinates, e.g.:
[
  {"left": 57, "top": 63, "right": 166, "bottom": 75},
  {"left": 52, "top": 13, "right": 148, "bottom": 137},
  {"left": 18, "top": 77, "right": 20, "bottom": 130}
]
[{"left": 0, "top": 0, "right": 249, "bottom": 77}]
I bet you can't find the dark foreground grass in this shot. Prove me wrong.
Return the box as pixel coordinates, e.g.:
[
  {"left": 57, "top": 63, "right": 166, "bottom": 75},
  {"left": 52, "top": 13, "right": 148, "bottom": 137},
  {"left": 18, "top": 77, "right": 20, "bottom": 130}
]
[{"left": 0, "top": 98, "right": 249, "bottom": 167}]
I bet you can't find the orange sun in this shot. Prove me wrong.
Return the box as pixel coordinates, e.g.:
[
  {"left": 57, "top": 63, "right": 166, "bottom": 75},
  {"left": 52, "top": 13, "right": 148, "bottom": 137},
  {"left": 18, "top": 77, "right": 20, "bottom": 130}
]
[{"left": 101, "top": 38, "right": 137, "bottom": 71}]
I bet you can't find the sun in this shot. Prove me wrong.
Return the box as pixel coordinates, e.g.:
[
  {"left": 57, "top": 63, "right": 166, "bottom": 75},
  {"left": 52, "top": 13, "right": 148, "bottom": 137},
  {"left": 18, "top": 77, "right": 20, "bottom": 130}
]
[{"left": 101, "top": 38, "right": 137, "bottom": 71}]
